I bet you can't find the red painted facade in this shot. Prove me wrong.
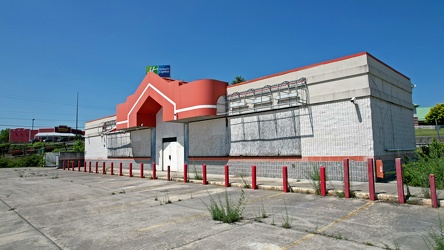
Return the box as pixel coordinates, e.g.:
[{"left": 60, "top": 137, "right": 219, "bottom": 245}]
[
  {"left": 116, "top": 72, "right": 227, "bottom": 130},
  {"left": 9, "top": 126, "right": 84, "bottom": 143},
  {"left": 9, "top": 128, "right": 37, "bottom": 143}
]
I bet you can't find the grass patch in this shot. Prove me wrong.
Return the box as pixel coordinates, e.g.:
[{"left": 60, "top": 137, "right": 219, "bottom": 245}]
[
  {"left": 424, "top": 213, "right": 444, "bottom": 250},
  {"left": 0, "top": 154, "right": 44, "bottom": 168},
  {"left": 306, "top": 166, "right": 321, "bottom": 195},
  {"left": 281, "top": 200, "right": 292, "bottom": 229},
  {"left": 202, "top": 189, "right": 246, "bottom": 223},
  {"left": 403, "top": 139, "right": 444, "bottom": 190},
  {"left": 240, "top": 172, "right": 251, "bottom": 189},
  {"left": 154, "top": 191, "right": 171, "bottom": 204},
  {"left": 50, "top": 171, "right": 59, "bottom": 179},
  {"left": 254, "top": 201, "right": 268, "bottom": 222},
  {"left": 415, "top": 128, "right": 444, "bottom": 137},
  {"left": 193, "top": 166, "right": 202, "bottom": 180}
]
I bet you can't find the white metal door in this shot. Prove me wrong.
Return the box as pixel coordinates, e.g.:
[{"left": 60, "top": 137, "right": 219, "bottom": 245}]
[{"left": 162, "top": 141, "right": 178, "bottom": 171}]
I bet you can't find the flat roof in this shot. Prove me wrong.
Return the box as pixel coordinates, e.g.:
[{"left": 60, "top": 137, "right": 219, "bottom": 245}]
[{"left": 35, "top": 132, "right": 76, "bottom": 137}]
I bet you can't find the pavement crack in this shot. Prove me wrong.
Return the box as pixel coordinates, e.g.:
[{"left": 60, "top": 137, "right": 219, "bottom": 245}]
[
  {"left": 280, "top": 201, "right": 375, "bottom": 250},
  {"left": 0, "top": 197, "right": 63, "bottom": 250},
  {"left": 170, "top": 225, "right": 240, "bottom": 249}
]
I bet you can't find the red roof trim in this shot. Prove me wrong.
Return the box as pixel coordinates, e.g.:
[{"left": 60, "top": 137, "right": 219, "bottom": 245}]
[
  {"left": 228, "top": 52, "right": 409, "bottom": 88},
  {"left": 85, "top": 114, "right": 116, "bottom": 124}
]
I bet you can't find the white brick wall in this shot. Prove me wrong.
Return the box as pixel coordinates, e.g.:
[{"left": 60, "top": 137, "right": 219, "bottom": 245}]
[
  {"left": 106, "top": 129, "right": 151, "bottom": 157},
  {"left": 300, "top": 98, "right": 374, "bottom": 157},
  {"left": 85, "top": 134, "right": 108, "bottom": 160},
  {"left": 229, "top": 109, "right": 302, "bottom": 156},
  {"left": 85, "top": 116, "right": 116, "bottom": 160},
  {"left": 130, "top": 129, "right": 151, "bottom": 157},
  {"left": 189, "top": 118, "right": 229, "bottom": 156},
  {"left": 371, "top": 97, "right": 416, "bottom": 156}
]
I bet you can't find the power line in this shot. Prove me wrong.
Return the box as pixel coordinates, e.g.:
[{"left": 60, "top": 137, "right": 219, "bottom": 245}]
[
  {"left": 0, "top": 94, "right": 114, "bottom": 110},
  {"left": 0, "top": 117, "right": 89, "bottom": 122},
  {"left": 0, "top": 124, "right": 85, "bottom": 129}
]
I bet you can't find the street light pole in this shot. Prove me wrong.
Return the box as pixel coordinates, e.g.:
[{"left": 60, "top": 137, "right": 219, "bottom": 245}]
[{"left": 30, "top": 119, "right": 35, "bottom": 142}]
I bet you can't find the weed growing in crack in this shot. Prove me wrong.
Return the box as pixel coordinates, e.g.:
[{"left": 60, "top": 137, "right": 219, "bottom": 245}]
[
  {"left": 162, "top": 191, "right": 172, "bottom": 204},
  {"left": 423, "top": 212, "right": 444, "bottom": 250},
  {"left": 336, "top": 190, "right": 345, "bottom": 198},
  {"left": 281, "top": 200, "right": 292, "bottom": 229},
  {"left": 50, "top": 171, "right": 59, "bottom": 179},
  {"left": 193, "top": 166, "right": 202, "bottom": 180},
  {"left": 254, "top": 201, "right": 268, "bottom": 222},
  {"left": 202, "top": 189, "right": 246, "bottom": 223},
  {"left": 259, "top": 200, "right": 268, "bottom": 219},
  {"left": 306, "top": 166, "right": 321, "bottom": 195},
  {"left": 240, "top": 173, "right": 251, "bottom": 189},
  {"left": 271, "top": 212, "right": 276, "bottom": 226}
]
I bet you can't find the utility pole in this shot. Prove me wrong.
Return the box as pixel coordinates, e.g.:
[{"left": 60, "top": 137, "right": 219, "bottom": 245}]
[
  {"left": 76, "top": 92, "right": 79, "bottom": 135},
  {"left": 436, "top": 118, "right": 441, "bottom": 141},
  {"left": 31, "top": 119, "right": 34, "bottom": 140},
  {"left": 29, "top": 118, "right": 35, "bottom": 142}
]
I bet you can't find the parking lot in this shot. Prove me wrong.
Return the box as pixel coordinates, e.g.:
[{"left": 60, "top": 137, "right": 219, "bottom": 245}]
[{"left": 0, "top": 167, "right": 442, "bottom": 249}]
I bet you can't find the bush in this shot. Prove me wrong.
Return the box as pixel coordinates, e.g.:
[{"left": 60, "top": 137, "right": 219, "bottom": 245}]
[
  {"left": 72, "top": 140, "right": 85, "bottom": 152},
  {"left": 0, "top": 157, "right": 9, "bottom": 168},
  {"left": 0, "top": 155, "right": 44, "bottom": 168},
  {"left": 403, "top": 139, "right": 444, "bottom": 189},
  {"left": 0, "top": 143, "right": 10, "bottom": 155}
]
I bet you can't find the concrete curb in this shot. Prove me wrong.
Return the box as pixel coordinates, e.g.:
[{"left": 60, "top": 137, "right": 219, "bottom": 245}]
[{"left": 107, "top": 173, "right": 443, "bottom": 207}]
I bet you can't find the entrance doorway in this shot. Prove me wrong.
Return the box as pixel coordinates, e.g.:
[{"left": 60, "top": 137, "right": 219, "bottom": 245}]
[{"left": 162, "top": 137, "right": 178, "bottom": 171}]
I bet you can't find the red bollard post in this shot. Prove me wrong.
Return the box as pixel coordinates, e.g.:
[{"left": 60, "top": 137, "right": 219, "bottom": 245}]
[
  {"left": 63, "top": 161, "right": 66, "bottom": 170},
  {"left": 78, "top": 161, "right": 81, "bottom": 171},
  {"left": 152, "top": 163, "right": 156, "bottom": 179},
  {"left": 119, "top": 162, "right": 122, "bottom": 176},
  {"left": 282, "top": 166, "right": 288, "bottom": 193},
  {"left": 95, "top": 162, "right": 98, "bottom": 174},
  {"left": 430, "top": 174, "right": 438, "bottom": 208},
  {"left": 167, "top": 165, "right": 171, "bottom": 181},
  {"left": 88, "top": 161, "right": 91, "bottom": 173},
  {"left": 84, "top": 161, "right": 86, "bottom": 172},
  {"left": 395, "top": 158, "right": 405, "bottom": 204},
  {"left": 343, "top": 159, "right": 350, "bottom": 198},
  {"left": 129, "top": 163, "right": 133, "bottom": 177},
  {"left": 140, "top": 163, "right": 144, "bottom": 178},
  {"left": 72, "top": 161, "right": 75, "bottom": 171},
  {"left": 184, "top": 164, "right": 188, "bottom": 183},
  {"left": 252, "top": 165, "right": 257, "bottom": 190},
  {"left": 110, "top": 162, "right": 114, "bottom": 175},
  {"left": 320, "top": 166, "right": 327, "bottom": 196},
  {"left": 202, "top": 164, "right": 207, "bottom": 185},
  {"left": 102, "top": 162, "right": 106, "bottom": 174},
  {"left": 224, "top": 164, "right": 230, "bottom": 187},
  {"left": 368, "top": 158, "right": 376, "bottom": 201}
]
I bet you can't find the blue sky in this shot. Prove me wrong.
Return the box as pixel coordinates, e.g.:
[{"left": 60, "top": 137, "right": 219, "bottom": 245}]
[{"left": 0, "top": 0, "right": 443, "bottom": 130}]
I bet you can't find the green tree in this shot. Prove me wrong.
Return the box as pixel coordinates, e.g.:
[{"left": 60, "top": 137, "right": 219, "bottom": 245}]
[
  {"left": 0, "top": 129, "right": 9, "bottom": 143},
  {"left": 72, "top": 140, "right": 85, "bottom": 152},
  {"left": 231, "top": 76, "right": 246, "bottom": 85},
  {"left": 425, "top": 103, "right": 444, "bottom": 125}
]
